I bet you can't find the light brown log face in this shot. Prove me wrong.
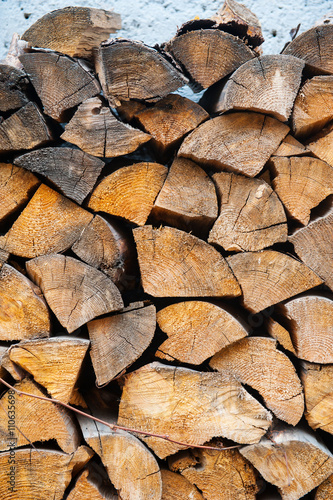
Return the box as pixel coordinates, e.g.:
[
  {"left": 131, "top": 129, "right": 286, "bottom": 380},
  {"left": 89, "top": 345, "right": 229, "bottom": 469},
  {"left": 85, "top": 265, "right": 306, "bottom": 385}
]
[
  {"left": 178, "top": 112, "right": 289, "bottom": 177},
  {"left": 67, "top": 467, "right": 119, "bottom": 500},
  {"left": 161, "top": 470, "right": 204, "bottom": 500},
  {"left": 307, "top": 122, "right": 333, "bottom": 167},
  {"left": 227, "top": 250, "right": 322, "bottom": 313},
  {"left": 265, "top": 317, "right": 296, "bottom": 354},
  {"left": 118, "top": 362, "right": 272, "bottom": 458},
  {"left": 0, "top": 64, "right": 29, "bottom": 112},
  {"left": 272, "top": 134, "right": 308, "bottom": 157},
  {"left": 133, "top": 225, "right": 241, "bottom": 298},
  {"left": 315, "top": 474, "right": 333, "bottom": 499},
  {"left": 0, "top": 164, "right": 39, "bottom": 223}
]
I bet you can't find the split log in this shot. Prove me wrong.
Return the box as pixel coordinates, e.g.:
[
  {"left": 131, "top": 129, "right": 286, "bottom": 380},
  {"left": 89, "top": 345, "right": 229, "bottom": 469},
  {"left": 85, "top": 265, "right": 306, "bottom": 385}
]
[
  {"left": 61, "top": 97, "right": 151, "bottom": 157},
  {"left": 0, "top": 64, "right": 29, "bottom": 112},
  {"left": 14, "top": 146, "right": 104, "bottom": 204},
  {"left": 241, "top": 426, "right": 333, "bottom": 500},
  {"left": 292, "top": 75, "right": 333, "bottom": 138},
  {"left": 88, "top": 162, "right": 167, "bottom": 226},
  {"left": 0, "top": 102, "right": 52, "bottom": 154},
  {"left": 155, "top": 300, "right": 249, "bottom": 365},
  {"left": 87, "top": 302, "right": 156, "bottom": 386},
  {"left": 315, "top": 474, "right": 333, "bottom": 499},
  {"left": 269, "top": 156, "right": 333, "bottom": 225},
  {"left": 79, "top": 413, "right": 162, "bottom": 500},
  {"left": 272, "top": 134, "right": 308, "bottom": 157},
  {"left": 282, "top": 24, "right": 333, "bottom": 74},
  {"left": 21, "top": 6, "right": 121, "bottom": 58},
  {"left": 161, "top": 469, "right": 204, "bottom": 500},
  {"left": 67, "top": 466, "right": 118, "bottom": 500},
  {"left": 275, "top": 294, "right": 333, "bottom": 363},
  {"left": 0, "top": 378, "right": 80, "bottom": 453},
  {"left": 9, "top": 337, "right": 90, "bottom": 403},
  {"left": 0, "top": 163, "right": 39, "bottom": 223},
  {"left": 20, "top": 52, "right": 101, "bottom": 121},
  {"left": 210, "top": 55, "right": 304, "bottom": 121},
  {"left": 26, "top": 254, "right": 124, "bottom": 333},
  {"left": 169, "top": 445, "right": 259, "bottom": 500},
  {"left": 0, "top": 184, "right": 93, "bottom": 258},
  {"left": 152, "top": 157, "right": 218, "bottom": 234},
  {"left": 307, "top": 121, "right": 333, "bottom": 167},
  {"left": 133, "top": 225, "right": 241, "bottom": 298},
  {"left": 116, "top": 100, "right": 147, "bottom": 123},
  {"left": 0, "top": 446, "right": 93, "bottom": 500},
  {"left": 265, "top": 317, "right": 296, "bottom": 355},
  {"left": 178, "top": 112, "right": 289, "bottom": 177},
  {"left": 0, "top": 263, "right": 50, "bottom": 341},
  {"left": 165, "top": 29, "right": 255, "bottom": 90},
  {"left": 208, "top": 172, "right": 287, "bottom": 251},
  {"left": 227, "top": 250, "right": 322, "bottom": 313},
  {"left": 301, "top": 361, "right": 333, "bottom": 434},
  {"left": 210, "top": 337, "right": 304, "bottom": 425},
  {"left": 95, "top": 40, "right": 187, "bottom": 106}
]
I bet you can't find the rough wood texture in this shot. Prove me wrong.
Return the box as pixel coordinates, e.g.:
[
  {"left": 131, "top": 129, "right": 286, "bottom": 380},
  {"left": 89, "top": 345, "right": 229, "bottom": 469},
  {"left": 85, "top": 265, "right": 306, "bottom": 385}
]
[
  {"left": 161, "top": 469, "right": 204, "bottom": 500},
  {"left": 210, "top": 337, "right": 304, "bottom": 425},
  {"left": 241, "top": 427, "right": 333, "bottom": 500},
  {"left": 165, "top": 29, "right": 255, "bottom": 89},
  {"left": 272, "top": 134, "right": 308, "bottom": 157},
  {"left": 275, "top": 294, "right": 333, "bottom": 363},
  {"left": 61, "top": 97, "right": 151, "bottom": 158},
  {"left": 307, "top": 121, "right": 333, "bottom": 167},
  {"left": 292, "top": 75, "right": 333, "bottom": 138},
  {"left": 227, "top": 250, "right": 322, "bottom": 313},
  {"left": 0, "top": 102, "right": 52, "bottom": 154},
  {"left": 152, "top": 157, "right": 218, "bottom": 233},
  {"left": 156, "top": 300, "right": 249, "bottom": 365},
  {"left": 315, "top": 474, "right": 333, "bottom": 499},
  {"left": 208, "top": 172, "right": 287, "bottom": 251},
  {"left": 26, "top": 254, "right": 123, "bottom": 333},
  {"left": 20, "top": 52, "right": 100, "bottom": 121},
  {"left": 0, "top": 163, "right": 39, "bottom": 223},
  {"left": 0, "top": 184, "right": 93, "bottom": 258},
  {"left": 116, "top": 100, "right": 147, "bottom": 123},
  {"left": 211, "top": 55, "right": 304, "bottom": 121},
  {"left": 9, "top": 337, "right": 90, "bottom": 403},
  {"left": 269, "top": 156, "right": 333, "bottom": 225},
  {"left": 178, "top": 112, "right": 289, "bottom": 177},
  {"left": 79, "top": 413, "right": 162, "bottom": 500},
  {"left": 88, "top": 162, "right": 167, "bottom": 226},
  {"left": 15, "top": 147, "right": 105, "bottom": 204},
  {"left": 22, "top": 6, "right": 121, "bottom": 58},
  {"left": 265, "top": 316, "right": 296, "bottom": 355},
  {"left": 87, "top": 302, "right": 156, "bottom": 386},
  {"left": 0, "top": 263, "right": 50, "bottom": 341},
  {"left": 0, "top": 64, "right": 29, "bottom": 112},
  {"left": 67, "top": 467, "right": 118, "bottom": 500},
  {"left": 96, "top": 39, "right": 187, "bottom": 106},
  {"left": 133, "top": 225, "right": 241, "bottom": 298}
]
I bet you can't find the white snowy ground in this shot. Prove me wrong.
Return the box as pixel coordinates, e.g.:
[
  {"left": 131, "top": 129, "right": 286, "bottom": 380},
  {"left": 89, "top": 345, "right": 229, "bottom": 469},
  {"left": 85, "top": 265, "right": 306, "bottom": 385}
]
[{"left": 0, "top": 0, "right": 332, "bottom": 61}]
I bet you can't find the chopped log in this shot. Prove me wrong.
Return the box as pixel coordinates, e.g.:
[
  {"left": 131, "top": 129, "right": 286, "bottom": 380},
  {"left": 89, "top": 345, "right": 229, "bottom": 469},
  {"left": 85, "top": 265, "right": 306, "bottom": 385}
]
[
  {"left": 87, "top": 302, "right": 156, "bottom": 386},
  {"left": 269, "top": 156, "right": 333, "bottom": 225},
  {"left": 300, "top": 361, "right": 333, "bottom": 434},
  {"left": 272, "top": 134, "right": 308, "bottom": 157},
  {"left": 9, "top": 337, "right": 90, "bottom": 403},
  {"left": 21, "top": 6, "right": 121, "bottom": 58},
  {"left": 292, "top": 76, "right": 333, "bottom": 138},
  {"left": 67, "top": 466, "right": 118, "bottom": 500},
  {"left": 61, "top": 97, "right": 151, "bottom": 158},
  {"left": 26, "top": 254, "right": 124, "bottom": 333},
  {"left": 227, "top": 250, "right": 322, "bottom": 313},
  {"left": 165, "top": 29, "right": 255, "bottom": 90},
  {"left": 79, "top": 413, "right": 162, "bottom": 500},
  {"left": 133, "top": 225, "right": 241, "bottom": 298},
  {"left": 88, "top": 162, "right": 167, "bottom": 226},
  {"left": 0, "top": 163, "right": 40, "bottom": 223},
  {"left": 0, "top": 347, "right": 25, "bottom": 381},
  {"left": 116, "top": 100, "right": 147, "bottom": 123},
  {"left": 208, "top": 172, "right": 287, "bottom": 251},
  {"left": 169, "top": 445, "right": 259, "bottom": 500},
  {"left": 210, "top": 55, "right": 304, "bottom": 121},
  {"left": 315, "top": 474, "right": 333, "bottom": 499},
  {"left": 178, "top": 112, "right": 289, "bottom": 177},
  {"left": 241, "top": 426, "right": 333, "bottom": 500},
  {"left": 0, "top": 64, "right": 29, "bottom": 112},
  {"left": 307, "top": 121, "right": 333, "bottom": 167},
  {"left": 152, "top": 157, "right": 218, "bottom": 234},
  {"left": 135, "top": 94, "right": 209, "bottom": 157},
  {"left": 0, "top": 184, "right": 93, "bottom": 258},
  {"left": 20, "top": 52, "right": 101, "bottom": 121},
  {"left": 0, "top": 378, "right": 80, "bottom": 453},
  {"left": 0, "top": 102, "right": 52, "bottom": 154},
  {"left": 96, "top": 39, "right": 187, "bottom": 106},
  {"left": 118, "top": 362, "right": 272, "bottom": 458},
  {"left": 0, "top": 263, "right": 50, "bottom": 341},
  {"left": 210, "top": 337, "right": 304, "bottom": 425},
  {"left": 14, "top": 147, "right": 104, "bottom": 205},
  {"left": 265, "top": 317, "right": 296, "bottom": 355},
  {"left": 275, "top": 294, "right": 333, "bottom": 363},
  {"left": 161, "top": 469, "right": 204, "bottom": 500},
  {"left": 0, "top": 446, "right": 93, "bottom": 500},
  {"left": 155, "top": 300, "right": 249, "bottom": 365},
  {"left": 282, "top": 24, "right": 333, "bottom": 74}
]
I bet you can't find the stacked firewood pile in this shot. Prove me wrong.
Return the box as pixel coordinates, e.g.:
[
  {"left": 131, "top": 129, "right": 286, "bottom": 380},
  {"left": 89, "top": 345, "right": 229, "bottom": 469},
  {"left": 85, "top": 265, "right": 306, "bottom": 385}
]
[{"left": 1, "top": 1, "right": 333, "bottom": 498}]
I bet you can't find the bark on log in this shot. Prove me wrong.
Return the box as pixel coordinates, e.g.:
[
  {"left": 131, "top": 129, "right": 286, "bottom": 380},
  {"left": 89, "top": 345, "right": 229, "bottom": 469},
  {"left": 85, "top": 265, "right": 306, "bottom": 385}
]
[
  {"left": 161, "top": 469, "right": 204, "bottom": 500},
  {"left": 0, "top": 64, "right": 29, "bottom": 112}
]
